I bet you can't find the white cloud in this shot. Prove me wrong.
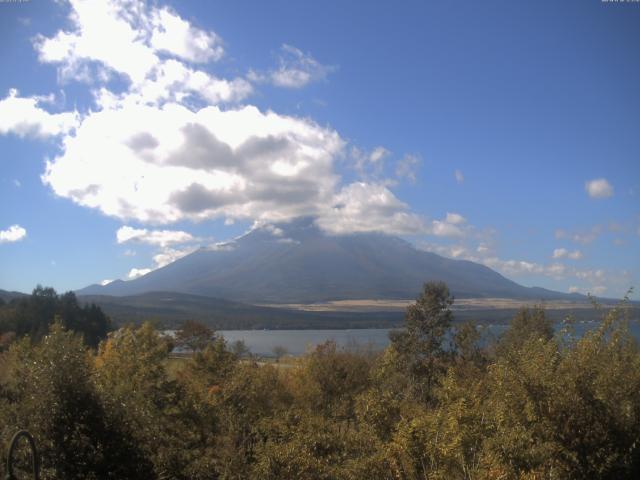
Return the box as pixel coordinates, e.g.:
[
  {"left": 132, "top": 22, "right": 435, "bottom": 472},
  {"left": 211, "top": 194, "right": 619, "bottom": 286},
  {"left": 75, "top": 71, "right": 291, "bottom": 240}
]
[
  {"left": 42, "top": 102, "right": 344, "bottom": 225},
  {"left": 152, "top": 246, "right": 197, "bottom": 268},
  {"left": 576, "top": 269, "right": 605, "bottom": 282},
  {"left": 351, "top": 146, "right": 389, "bottom": 179},
  {"left": 249, "top": 44, "right": 335, "bottom": 88},
  {"left": 9, "top": 0, "right": 426, "bottom": 239},
  {"left": 35, "top": 0, "right": 160, "bottom": 84},
  {"left": 34, "top": 0, "right": 249, "bottom": 104},
  {"left": 150, "top": 7, "right": 224, "bottom": 63},
  {"left": 591, "top": 286, "right": 607, "bottom": 295},
  {"left": 100, "top": 279, "right": 113, "bottom": 286},
  {"left": 13, "top": 179, "right": 21, "bottom": 187},
  {"left": 552, "top": 248, "right": 568, "bottom": 259},
  {"left": 568, "top": 286, "right": 580, "bottom": 294},
  {"left": 431, "top": 221, "right": 463, "bottom": 237},
  {"left": 555, "top": 225, "right": 602, "bottom": 244},
  {"left": 0, "top": 89, "right": 78, "bottom": 138},
  {"left": 477, "top": 243, "right": 491, "bottom": 255},
  {"left": 585, "top": 178, "right": 613, "bottom": 199},
  {"left": 116, "top": 226, "right": 196, "bottom": 247},
  {"left": 120, "top": 59, "right": 253, "bottom": 106},
  {"left": 552, "top": 248, "right": 583, "bottom": 260},
  {"left": 454, "top": 169, "right": 464, "bottom": 184},
  {"left": 369, "top": 146, "right": 388, "bottom": 164},
  {"left": 316, "top": 182, "right": 427, "bottom": 235},
  {"left": 0, "top": 225, "right": 27, "bottom": 244},
  {"left": 128, "top": 267, "right": 152, "bottom": 279},
  {"left": 429, "top": 213, "right": 467, "bottom": 238},
  {"left": 445, "top": 212, "right": 466, "bottom": 225},
  {"left": 124, "top": 242, "right": 198, "bottom": 279},
  {"left": 568, "top": 250, "right": 583, "bottom": 260}
]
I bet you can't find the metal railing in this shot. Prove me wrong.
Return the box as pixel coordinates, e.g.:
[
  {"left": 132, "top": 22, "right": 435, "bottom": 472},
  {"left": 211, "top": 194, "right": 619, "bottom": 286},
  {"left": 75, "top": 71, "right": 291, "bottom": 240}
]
[{"left": 5, "top": 430, "right": 39, "bottom": 480}]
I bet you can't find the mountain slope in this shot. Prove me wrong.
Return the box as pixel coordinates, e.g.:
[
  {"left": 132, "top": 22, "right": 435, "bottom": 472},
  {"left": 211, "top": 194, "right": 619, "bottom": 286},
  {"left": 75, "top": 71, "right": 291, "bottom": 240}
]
[{"left": 78, "top": 219, "right": 581, "bottom": 303}]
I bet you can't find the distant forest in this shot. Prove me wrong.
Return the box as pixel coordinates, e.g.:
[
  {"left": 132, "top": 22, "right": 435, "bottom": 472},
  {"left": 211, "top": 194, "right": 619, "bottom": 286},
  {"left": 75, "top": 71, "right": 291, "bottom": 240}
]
[{"left": 0, "top": 282, "right": 638, "bottom": 479}]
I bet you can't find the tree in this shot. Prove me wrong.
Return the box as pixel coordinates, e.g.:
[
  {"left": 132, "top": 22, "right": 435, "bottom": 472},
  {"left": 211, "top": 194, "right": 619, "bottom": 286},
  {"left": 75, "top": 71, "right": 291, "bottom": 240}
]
[
  {"left": 231, "top": 339, "right": 251, "bottom": 358},
  {"left": 0, "top": 287, "right": 111, "bottom": 347},
  {"left": 0, "top": 322, "right": 152, "bottom": 479},
  {"left": 175, "top": 320, "right": 215, "bottom": 352},
  {"left": 496, "top": 305, "right": 554, "bottom": 357},
  {"left": 95, "top": 323, "right": 202, "bottom": 478},
  {"left": 389, "top": 281, "right": 454, "bottom": 403},
  {"left": 272, "top": 345, "right": 288, "bottom": 362}
]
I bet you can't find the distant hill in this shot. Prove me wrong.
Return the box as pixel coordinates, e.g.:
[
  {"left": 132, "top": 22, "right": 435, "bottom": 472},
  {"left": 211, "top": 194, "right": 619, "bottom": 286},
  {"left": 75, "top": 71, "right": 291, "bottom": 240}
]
[
  {"left": 77, "top": 291, "right": 405, "bottom": 329},
  {"left": 0, "top": 289, "right": 28, "bottom": 303},
  {"left": 78, "top": 218, "right": 583, "bottom": 304},
  {"left": 77, "top": 291, "right": 630, "bottom": 330}
]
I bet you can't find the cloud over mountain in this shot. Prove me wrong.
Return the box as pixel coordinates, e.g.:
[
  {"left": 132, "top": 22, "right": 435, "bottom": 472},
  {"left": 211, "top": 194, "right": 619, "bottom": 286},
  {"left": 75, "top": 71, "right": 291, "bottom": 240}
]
[{"left": 0, "top": 0, "right": 426, "bottom": 237}]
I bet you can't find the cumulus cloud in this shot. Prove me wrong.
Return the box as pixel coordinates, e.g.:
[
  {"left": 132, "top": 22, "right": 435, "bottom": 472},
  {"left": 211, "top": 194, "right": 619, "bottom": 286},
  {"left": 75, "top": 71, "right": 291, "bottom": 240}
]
[
  {"left": 0, "top": 89, "right": 78, "bottom": 138},
  {"left": 116, "top": 226, "right": 197, "bottom": 247},
  {"left": 585, "top": 178, "right": 613, "bottom": 199},
  {"left": 34, "top": 0, "right": 250, "bottom": 102},
  {"left": 5, "top": 0, "right": 426, "bottom": 240},
  {"left": 429, "top": 213, "right": 467, "bottom": 238},
  {"left": 0, "top": 225, "right": 27, "bottom": 244},
  {"left": 42, "top": 102, "right": 344, "bottom": 224},
  {"left": 454, "top": 169, "right": 464, "bottom": 184},
  {"left": 249, "top": 44, "right": 335, "bottom": 88},
  {"left": 316, "top": 182, "right": 427, "bottom": 235},
  {"left": 149, "top": 7, "right": 224, "bottom": 63}
]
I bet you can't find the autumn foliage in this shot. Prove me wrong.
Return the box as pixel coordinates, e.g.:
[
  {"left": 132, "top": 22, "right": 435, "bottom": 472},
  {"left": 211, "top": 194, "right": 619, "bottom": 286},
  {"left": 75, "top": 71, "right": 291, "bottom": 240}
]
[{"left": 0, "top": 282, "right": 638, "bottom": 479}]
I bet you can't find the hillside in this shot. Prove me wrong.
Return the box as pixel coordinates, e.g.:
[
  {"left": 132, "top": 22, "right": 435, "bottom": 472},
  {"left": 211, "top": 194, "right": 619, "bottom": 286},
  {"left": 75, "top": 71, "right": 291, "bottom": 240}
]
[{"left": 77, "top": 291, "right": 405, "bottom": 329}]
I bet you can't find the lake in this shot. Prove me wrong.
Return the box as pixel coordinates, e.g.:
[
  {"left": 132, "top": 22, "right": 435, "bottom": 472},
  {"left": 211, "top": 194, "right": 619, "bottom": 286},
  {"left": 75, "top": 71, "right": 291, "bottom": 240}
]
[{"left": 218, "top": 321, "right": 640, "bottom": 357}]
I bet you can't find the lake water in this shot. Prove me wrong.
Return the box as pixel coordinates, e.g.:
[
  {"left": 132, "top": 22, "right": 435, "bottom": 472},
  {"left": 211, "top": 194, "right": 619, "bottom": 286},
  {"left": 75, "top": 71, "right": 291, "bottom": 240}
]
[{"left": 218, "top": 321, "right": 640, "bottom": 357}]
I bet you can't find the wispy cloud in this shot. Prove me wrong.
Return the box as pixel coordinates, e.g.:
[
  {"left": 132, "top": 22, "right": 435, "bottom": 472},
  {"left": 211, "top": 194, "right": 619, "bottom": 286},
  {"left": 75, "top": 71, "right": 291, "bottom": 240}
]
[
  {"left": 555, "top": 225, "right": 603, "bottom": 245},
  {"left": 552, "top": 248, "right": 583, "bottom": 260},
  {"left": 249, "top": 44, "right": 335, "bottom": 88}
]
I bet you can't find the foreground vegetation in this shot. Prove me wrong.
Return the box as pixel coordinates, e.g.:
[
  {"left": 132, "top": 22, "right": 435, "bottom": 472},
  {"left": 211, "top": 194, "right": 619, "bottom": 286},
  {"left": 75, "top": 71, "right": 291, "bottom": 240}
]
[{"left": 0, "top": 282, "right": 638, "bottom": 479}]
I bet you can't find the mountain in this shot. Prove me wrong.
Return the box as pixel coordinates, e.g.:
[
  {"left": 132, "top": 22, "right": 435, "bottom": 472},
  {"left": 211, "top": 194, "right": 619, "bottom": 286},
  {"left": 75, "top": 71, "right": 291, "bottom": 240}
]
[{"left": 78, "top": 218, "right": 582, "bottom": 303}]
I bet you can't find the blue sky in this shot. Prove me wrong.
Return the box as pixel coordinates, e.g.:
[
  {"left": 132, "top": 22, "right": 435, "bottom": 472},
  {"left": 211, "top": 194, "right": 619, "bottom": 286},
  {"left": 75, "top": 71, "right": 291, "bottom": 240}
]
[{"left": 0, "top": 0, "right": 638, "bottom": 299}]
